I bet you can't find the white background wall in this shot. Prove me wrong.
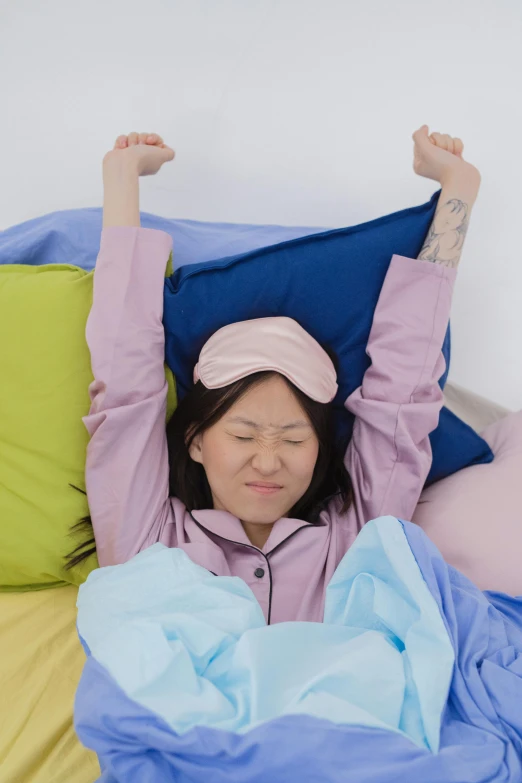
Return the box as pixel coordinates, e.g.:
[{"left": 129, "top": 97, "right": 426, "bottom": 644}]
[{"left": 1, "top": 0, "right": 520, "bottom": 409}]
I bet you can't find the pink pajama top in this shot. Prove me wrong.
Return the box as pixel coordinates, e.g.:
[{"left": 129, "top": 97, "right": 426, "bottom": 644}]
[{"left": 83, "top": 226, "right": 457, "bottom": 625}]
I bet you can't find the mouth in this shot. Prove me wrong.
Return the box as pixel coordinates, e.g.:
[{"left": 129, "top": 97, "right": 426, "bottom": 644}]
[{"left": 246, "top": 482, "right": 283, "bottom": 496}]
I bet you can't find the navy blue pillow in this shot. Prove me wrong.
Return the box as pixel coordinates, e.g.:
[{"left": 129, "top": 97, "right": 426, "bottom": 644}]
[{"left": 164, "top": 189, "right": 493, "bottom": 485}]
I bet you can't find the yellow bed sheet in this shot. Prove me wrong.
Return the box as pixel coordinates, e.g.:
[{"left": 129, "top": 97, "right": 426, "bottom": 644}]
[{"left": 0, "top": 585, "right": 100, "bottom": 783}]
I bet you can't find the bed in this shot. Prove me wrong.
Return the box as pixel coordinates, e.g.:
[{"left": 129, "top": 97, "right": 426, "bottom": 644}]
[{"left": 0, "top": 380, "right": 513, "bottom": 783}]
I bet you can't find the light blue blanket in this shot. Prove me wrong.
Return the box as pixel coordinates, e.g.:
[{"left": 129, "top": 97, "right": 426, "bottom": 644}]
[{"left": 74, "top": 516, "right": 522, "bottom": 782}]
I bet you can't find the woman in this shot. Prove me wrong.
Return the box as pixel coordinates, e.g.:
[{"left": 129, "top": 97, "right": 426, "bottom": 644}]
[{"left": 65, "top": 126, "right": 481, "bottom": 625}]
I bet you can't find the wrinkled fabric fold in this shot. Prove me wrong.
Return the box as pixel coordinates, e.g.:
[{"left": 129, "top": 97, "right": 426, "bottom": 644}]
[
  {"left": 76, "top": 516, "right": 453, "bottom": 754},
  {"left": 74, "top": 517, "right": 522, "bottom": 782}
]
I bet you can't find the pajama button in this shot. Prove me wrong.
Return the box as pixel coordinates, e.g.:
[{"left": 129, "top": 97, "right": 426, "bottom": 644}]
[{"left": 254, "top": 567, "right": 265, "bottom": 578}]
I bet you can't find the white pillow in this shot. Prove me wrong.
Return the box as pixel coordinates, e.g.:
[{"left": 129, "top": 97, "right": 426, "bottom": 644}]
[{"left": 412, "top": 411, "right": 522, "bottom": 595}]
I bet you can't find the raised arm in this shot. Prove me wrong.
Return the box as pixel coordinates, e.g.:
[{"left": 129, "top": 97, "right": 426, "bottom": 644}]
[
  {"left": 343, "top": 170, "right": 481, "bottom": 528},
  {"left": 84, "top": 134, "right": 176, "bottom": 566}
]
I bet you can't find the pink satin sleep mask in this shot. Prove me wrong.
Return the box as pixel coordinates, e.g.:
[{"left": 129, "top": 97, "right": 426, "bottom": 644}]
[{"left": 193, "top": 316, "right": 338, "bottom": 403}]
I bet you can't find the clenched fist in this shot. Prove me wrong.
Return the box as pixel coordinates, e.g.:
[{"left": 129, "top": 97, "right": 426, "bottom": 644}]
[
  {"left": 412, "top": 125, "right": 480, "bottom": 186},
  {"left": 103, "top": 131, "right": 175, "bottom": 176}
]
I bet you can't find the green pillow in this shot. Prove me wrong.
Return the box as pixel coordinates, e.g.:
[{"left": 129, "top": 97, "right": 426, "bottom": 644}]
[{"left": 0, "top": 252, "right": 177, "bottom": 591}]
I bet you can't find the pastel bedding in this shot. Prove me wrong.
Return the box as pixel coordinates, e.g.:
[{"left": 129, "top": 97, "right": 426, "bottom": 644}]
[
  {"left": 0, "top": 585, "right": 100, "bottom": 782},
  {"left": 74, "top": 516, "right": 522, "bottom": 782},
  {"left": 2, "top": 393, "right": 517, "bottom": 783},
  {"left": 1, "top": 200, "right": 520, "bottom": 782}
]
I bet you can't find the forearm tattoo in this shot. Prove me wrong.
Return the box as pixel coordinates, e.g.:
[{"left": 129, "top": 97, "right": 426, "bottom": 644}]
[{"left": 417, "top": 198, "right": 470, "bottom": 269}]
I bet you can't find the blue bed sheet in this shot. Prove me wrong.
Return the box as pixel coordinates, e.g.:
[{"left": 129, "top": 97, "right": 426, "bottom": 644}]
[
  {"left": 0, "top": 208, "right": 324, "bottom": 270},
  {"left": 74, "top": 517, "right": 522, "bottom": 783}
]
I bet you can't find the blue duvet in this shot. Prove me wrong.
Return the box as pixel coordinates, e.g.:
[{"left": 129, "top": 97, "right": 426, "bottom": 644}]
[{"left": 74, "top": 517, "right": 522, "bottom": 782}]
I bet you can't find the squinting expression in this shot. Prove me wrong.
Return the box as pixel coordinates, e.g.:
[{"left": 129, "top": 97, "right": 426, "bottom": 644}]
[{"left": 188, "top": 375, "right": 320, "bottom": 539}]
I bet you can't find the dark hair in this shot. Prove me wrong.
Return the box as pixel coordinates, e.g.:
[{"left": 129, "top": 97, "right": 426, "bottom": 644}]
[{"left": 64, "top": 351, "right": 354, "bottom": 570}]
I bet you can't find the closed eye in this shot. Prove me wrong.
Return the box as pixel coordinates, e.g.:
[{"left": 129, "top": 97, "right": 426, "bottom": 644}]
[{"left": 233, "top": 436, "right": 304, "bottom": 444}]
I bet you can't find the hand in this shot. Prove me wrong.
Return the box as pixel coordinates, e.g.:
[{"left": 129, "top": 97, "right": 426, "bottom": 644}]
[
  {"left": 103, "top": 131, "right": 175, "bottom": 176},
  {"left": 412, "top": 125, "right": 481, "bottom": 186}
]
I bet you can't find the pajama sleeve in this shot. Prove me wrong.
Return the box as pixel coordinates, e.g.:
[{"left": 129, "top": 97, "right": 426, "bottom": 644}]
[
  {"left": 343, "top": 254, "right": 457, "bottom": 527},
  {"left": 82, "top": 227, "right": 174, "bottom": 566}
]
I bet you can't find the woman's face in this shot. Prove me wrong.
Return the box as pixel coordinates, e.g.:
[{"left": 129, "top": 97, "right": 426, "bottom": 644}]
[{"left": 188, "top": 374, "right": 320, "bottom": 535}]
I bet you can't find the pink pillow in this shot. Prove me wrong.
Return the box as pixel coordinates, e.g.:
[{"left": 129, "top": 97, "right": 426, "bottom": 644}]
[{"left": 412, "top": 411, "right": 522, "bottom": 596}]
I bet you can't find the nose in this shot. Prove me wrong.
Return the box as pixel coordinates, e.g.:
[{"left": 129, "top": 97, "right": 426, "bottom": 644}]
[{"left": 250, "top": 445, "right": 282, "bottom": 475}]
